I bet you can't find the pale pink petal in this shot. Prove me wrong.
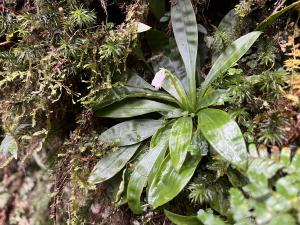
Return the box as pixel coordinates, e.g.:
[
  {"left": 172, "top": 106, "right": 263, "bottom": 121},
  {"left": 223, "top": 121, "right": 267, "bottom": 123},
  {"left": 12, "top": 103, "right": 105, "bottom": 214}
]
[{"left": 151, "top": 69, "right": 166, "bottom": 90}]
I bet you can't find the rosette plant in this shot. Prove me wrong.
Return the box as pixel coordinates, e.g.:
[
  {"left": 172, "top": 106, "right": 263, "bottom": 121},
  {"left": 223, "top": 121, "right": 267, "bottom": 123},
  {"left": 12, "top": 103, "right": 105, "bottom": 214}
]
[{"left": 88, "top": 0, "right": 261, "bottom": 214}]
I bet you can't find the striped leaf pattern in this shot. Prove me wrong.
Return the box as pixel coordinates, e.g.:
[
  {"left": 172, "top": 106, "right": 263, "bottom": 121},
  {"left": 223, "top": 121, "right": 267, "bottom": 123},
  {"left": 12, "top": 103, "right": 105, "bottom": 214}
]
[
  {"left": 87, "top": 72, "right": 177, "bottom": 110},
  {"left": 96, "top": 99, "right": 177, "bottom": 118},
  {"left": 127, "top": 141, "right": 168, "bottom": 214},
  {"left": 171, "top": 0, "right": 198, "bottom": 109},
  {"left": 198, "top": 109, "right": 247, "bottom": 165},
  {"left": 169, "top": 116, "right": 193, "bottom": 171},
  {"left": 148, "top": 154, "right": 201, "bottom": 208},
  {"left": 100, "top": 119, "right": 163, "bottom": 146},
  {"left": 88, "top": 143, "right": 141, "bottom": 184},
  {"left": 162, "top": 71, "right": 189, "bottom": 110}
]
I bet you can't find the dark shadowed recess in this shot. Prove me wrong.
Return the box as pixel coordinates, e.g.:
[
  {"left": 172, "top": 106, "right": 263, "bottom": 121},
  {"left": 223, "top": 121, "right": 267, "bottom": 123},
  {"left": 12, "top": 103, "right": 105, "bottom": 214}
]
[{"left": 206, "top": 0, "right": 240, "bottom": 25}]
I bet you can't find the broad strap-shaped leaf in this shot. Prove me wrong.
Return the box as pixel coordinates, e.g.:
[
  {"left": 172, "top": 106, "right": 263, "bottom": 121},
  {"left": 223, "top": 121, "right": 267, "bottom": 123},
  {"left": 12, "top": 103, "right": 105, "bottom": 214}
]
[
  {"left": 148, "top": 121, "right": 174, "bottom": 183},
  {"left": 197, "top": 89, "right": 229, "bottom": 110},
  {"left": 148, "top": 154, "right": 201, "bottom": 208},
  {"left": 111, "top": 167, "right": 129, "bottom": 206},
  {"left": 89, "top": 143, "right": 141, "bottom": 184},
  {"left": 171, "top": 0, "right": 198, "bottom": 109},
  {"left": 85, "top": 73, "right": 177, "bottom": 110},
  {"left": 150, "top": 121, "right": 174, "bottom": 148},
  {"left": 109, "top": 144, "right": 149, "bottom": 206},
  {"left": 0, "top": 133, "right": 18, "bottom": 159},
  {"left": 96, "top": 99, "right": 177, "bottom": 118},
  {"left": 159, "top": 108, "right": 184, "bottom": 119},
  {"left": 162, "top": 70, "right": 189, "bottom": 110},
  {"left": 87, "top": 86, "right": 177, "bottom": 110},
  {"left": 189, "top": 129, "right": 209, "bottom": 156},
  {"left": 127, "top": 141, "right": 168, "bottom": 214},
  {"left": 127, "top": 123, "right": 173, "bottom": 213},
  {"left": 198, "top": 109, "right": 247, "bottom": 165},
  {"left": 256, "top": 1, "right": 300, "bottom": 31},
  {"left": 164, "top": 210, "right": 200, "bottom": 225},
  {"left": 168, "top": 39, "right": 189, "bottom": 89},
  {"left": 200, "top": 32, "right": 261, "bottom": 97},
  {"left": 169, "top": 117, "right": 193, "bottom": 171},
  {"left": 100, "top": 119, "right": 162, "bottom": 146}
]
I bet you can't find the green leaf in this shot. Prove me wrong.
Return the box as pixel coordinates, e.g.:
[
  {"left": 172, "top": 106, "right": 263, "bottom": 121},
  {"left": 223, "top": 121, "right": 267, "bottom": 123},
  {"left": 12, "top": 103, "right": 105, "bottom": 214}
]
[
  {"left": 148, "top": 154, "right": 201, "bottom": 208},
  {"left": 113, "top": 168, "right": 129, "bottom": 206},
  {"left": 100, "top": 119, "right": 163, "bottom": 146},
  {"left": 127, "top": 141, "right": 168, "bottom": 214},
  {"left": 197, "top": 89, "right": 229, "bottom": 110},
  {"left": 276, "top": 176, "right": 299, "bottom": 199},
  {"left": 0, "top": 133, "right": 18, "bottom": 159},
  {"left": 112, "top": 144, "right": 149, "bottom": 206},
  {"left": 198, "top": 108, "right": 247, "bottom": 165},
  {"left": 256, "top": 1, "right": 300, "bottom": 31},
  {"left": 164, "top": 210, "right": 200, "bottom": 225},
  {"left": 200, "top": 32, "right": 261, "bottom": 97},
  {"left": 212, "top": 9, "right": 238, "bottom": 63},
  {"left": 227, "top": 168, "right": 248, "bottom": 188},
  {"left": 96, "top": 99, "right": 177, "bottom": 118},
  {"left": 243, "top": 172, "right": 270, "bottom": 198},
  {"left": 126, "top": 72, "right": 156, "bottom": 89},
  {"left": 150, "top": 121, "right": 174, "bottom": 148},
  {"left": 218, "top": 9, "right": 238, "bottom": 33},
  {"left": 160, "top": 108, "right": 184, "bottom": 119},
  {"left": 148, "top": 122, "right": 174, "bottom": 184},
  {"left": 169, "top": 117, "right": 193, "bottom": 171},
  {"left": 229, "top": 188, "right": 252, "bottom": 221},
  {"left": 234, "top": 219, "right": 253, "bottom": 225},
  {"left": 162, "top": 70, "right": 189, "bottom": 110},
  {"left": 86, "top": 73, "right": 176, "bottom": 111},
  {"left": 171, "top": 0, "right": 198, "bottom": 109},
  {"left": 151, "top": 39, "right": 188, "bottom": 90},
  {"left": 89, "top": 143, "right": 141, "bottom": 184},
  {"left": 210, "top": 191, "right": 229, "bottom": 216},
  {"left": 197, "top": 210, "right": 226, "bottom": 225},
  {"left": 266, "top": 195, "right": 292, "bottom": 217},
  {"left": 253, "top": 203, "right": 273, "bottom": 224},
  {"left": 267, "top": 214, "right": 296, "bottom": 225},
  {"left": 189, "top": 129, "right": 209, "bottom": 156}
]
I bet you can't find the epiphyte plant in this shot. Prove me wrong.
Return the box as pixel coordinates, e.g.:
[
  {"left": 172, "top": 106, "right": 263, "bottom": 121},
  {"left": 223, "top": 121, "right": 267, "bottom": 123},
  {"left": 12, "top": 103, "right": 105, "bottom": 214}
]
[{"left": 87, "top": 0, "right": 261, "bottom": 214}]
